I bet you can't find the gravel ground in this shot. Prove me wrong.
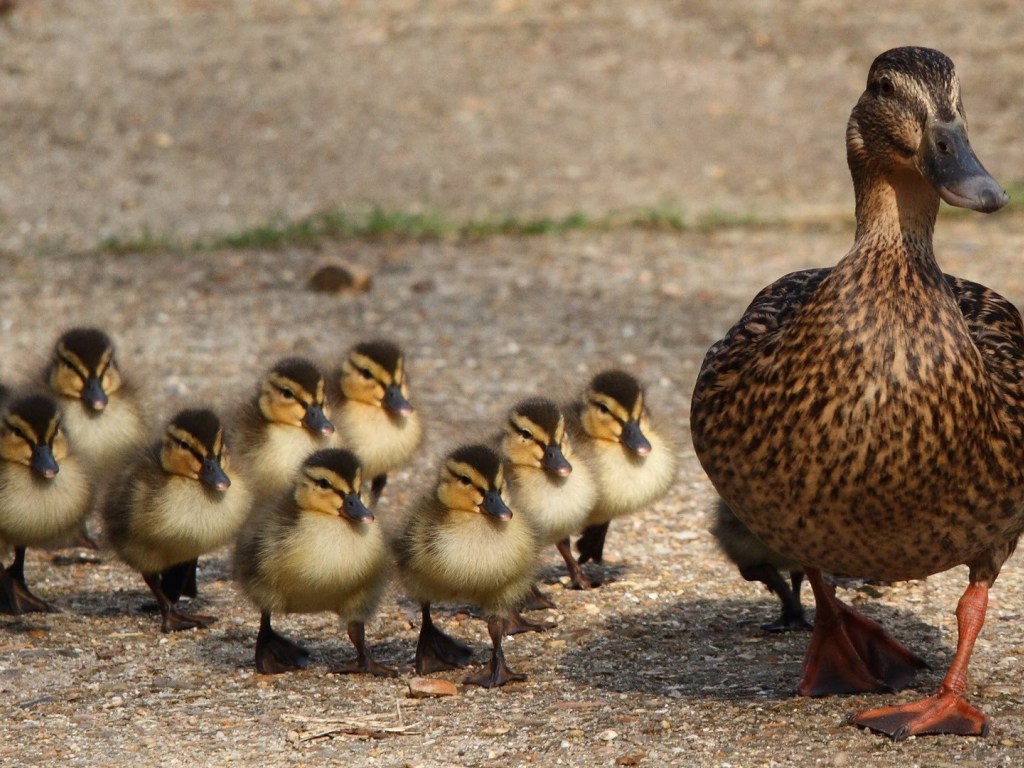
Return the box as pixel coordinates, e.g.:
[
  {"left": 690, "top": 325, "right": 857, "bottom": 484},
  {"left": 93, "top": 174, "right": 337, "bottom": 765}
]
[{"left": 4, "top": 2, "right": 1024, "bottom": 767}]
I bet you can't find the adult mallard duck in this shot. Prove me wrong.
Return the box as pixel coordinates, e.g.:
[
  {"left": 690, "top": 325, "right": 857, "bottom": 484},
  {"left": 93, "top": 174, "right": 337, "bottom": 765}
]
[{"left": 691, "top": 47, "right": 1018, "bottom": 739}]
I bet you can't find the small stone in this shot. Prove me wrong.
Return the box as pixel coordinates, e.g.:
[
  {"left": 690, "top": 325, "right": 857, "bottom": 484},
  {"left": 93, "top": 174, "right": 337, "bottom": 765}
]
[
  {"left": 598, "top": 729, "right": 618, "bottom": 741},
  {"left": 408, "top": 677, "right": 458, "bottom": 698},
  {"left": 308, "top": 261, "right": 373, "bottom": 293}
]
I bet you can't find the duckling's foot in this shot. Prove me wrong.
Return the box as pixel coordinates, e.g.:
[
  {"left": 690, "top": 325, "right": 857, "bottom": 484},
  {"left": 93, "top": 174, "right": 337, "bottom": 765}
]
[
  {"left": 333, "top": 621, "right": 398, "bottom": 678},
  {"left": 161, "top": 559, "right": 199, "bottom": 603},
  {"left": 762, "top": 611, "right": 812, "bottom": 633},
  {"left": 161, "top": 609, "right": 216, "bottom": 634},
  {"left": 505, "top": 610, "right": 555, "bottom": 635},
  {"left": 798, "top": 570, "right": 927, "bottom": 696},
  {"left": 523, "top": 583, "right": 557, "bottom": 610},
  {"left": 465, "top": 618, "right": 527, "bottom": 688},
  {"left": 255, "top": 612, "right": 310, "bottom": 673},
  {"left": 416, "top": 606, "right": 474, "bottom": 673},
  {"left": 555, "top": 539, "right": 594, "bottom": 590},
  {"left": 575, "top": 522, "right": 610, "bottom": 565},
  {"left": 0, "top": 572, "right": 58, "bottom": 614},
  {"left": 851, "top": 689, "right": 989, "bottom": 739}
]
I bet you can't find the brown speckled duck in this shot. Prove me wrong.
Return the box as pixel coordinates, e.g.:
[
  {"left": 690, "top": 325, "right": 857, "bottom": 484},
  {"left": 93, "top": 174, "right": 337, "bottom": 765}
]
[{"left": 691, "top": 47, "right": 1017, "bottom": 739}]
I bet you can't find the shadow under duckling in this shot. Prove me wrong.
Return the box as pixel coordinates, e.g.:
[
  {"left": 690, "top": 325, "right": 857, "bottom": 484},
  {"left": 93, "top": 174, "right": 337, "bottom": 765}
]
[
  {"left": 498, "top": 397, "right": 596, "bottom": 627},
  {"left": 711, "top": 497, "right": 809, "bottom": 632},
  {"left": 394, "top": 444, "right": 539, "bottom": 688},
  {"left": 233, "top": 357, "right": 336, "bottom": 503},
  {"left": 235, "top": 448, "right": 395, "bottom": 676},
  {"left": 566, "top": 370, "right": 677, "bottom": 580},
  {"left": 329, "top": 339, "right": 422, "bottom": 503},
  {"left": 102, "top": 408, "right": 251, "bottom": 632},
  {"left": 39, "top": 327, "right": 147, "bottom": 548},
  {"left": 0, "top": 393, "right": 93, "bottom": 613}
]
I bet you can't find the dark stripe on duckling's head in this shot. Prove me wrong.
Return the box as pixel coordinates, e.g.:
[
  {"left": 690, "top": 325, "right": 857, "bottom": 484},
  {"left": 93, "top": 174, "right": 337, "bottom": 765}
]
[
  {"left": 352, "top": 339, "right": 404, "bottom": 374},
  {"left": 55, "top": 327, "right": 115, "bottom": 372},
  {"left": 508, "top": 397, "right": 562, "bottom": 438},
  {"left": 448, "top": 444, "right": 503, "bottom": 484},
  {"left": 270, "top": 357, "right": 327, "bottom": 398},
  {"left": 169, "top": 408, "right": 223, "bottom": 454},
  {"left": 302, "top": 448, "right": 362, "bottom": 485},
  {"left": 5, "top": 394, "right": 61, "bottom": 439},
  {"left": 589, "top": 369, "right": 644, "bottom": 411}
]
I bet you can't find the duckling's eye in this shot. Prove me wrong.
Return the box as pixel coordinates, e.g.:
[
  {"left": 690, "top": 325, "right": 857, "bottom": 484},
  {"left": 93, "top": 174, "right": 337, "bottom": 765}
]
[
  {"left": 457, "top": 474, "right": 472, "bottom": 486},
  {"left": 518, "top": 428, "right": 532, "bottom": 440},
  {"left": 317, "top": 478, "right": 332, "bottom": 489},
  {"left": 594, "top": 402, "right": 610, "bottom": 415},
  {"left": 279, "top": 387, "right": 295, "bottom": 400},
  {"left": 877, "top": 75, "right": 895, "bottom": 97},
  {"left": 176, "top": 439, "right": 189, "bottom": 450},
  {"left": 359, "top": 367, "right": 373, "bottom": 380},
  {"left": 8, "top": 426, "right": 26, "bottom": 441}
]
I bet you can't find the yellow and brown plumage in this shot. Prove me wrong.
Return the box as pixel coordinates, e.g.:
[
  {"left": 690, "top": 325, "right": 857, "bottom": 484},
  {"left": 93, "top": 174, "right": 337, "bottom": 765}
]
[
  {"left": 691, "top": 47, "right": 1017, "bottom": 739},
  {"left": 0, "top": 393, "right": 93, "bottom": 613}
]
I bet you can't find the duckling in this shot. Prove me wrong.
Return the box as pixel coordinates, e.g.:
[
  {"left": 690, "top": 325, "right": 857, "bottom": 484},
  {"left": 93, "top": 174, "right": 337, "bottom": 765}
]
[
  {"left": 235, "top": 448, "right": 394, "bottom": 676},
  {"left": 394, "top": 444, "right": 538, "bottom": 687},
  {"left": 233, "top": 357, "right": 336, "bottom": 503},
  {"left": 711, "top": 497, "right": 808, "bottom": 632},
  {"left": 39, "top": 327, "right": 147, "bottom": 545},
  {"left": 103, "top": 408, "right": 251, "bottom": 632},
  {"left": 499, "top": 397, "right": 596, "bottom": 601},
  {"left": 330, "top": 340, "right": 422, "bottom": 502},
  {"left": 0, "top": 393, "right": 92, "bottom": 613},
  {"left": 691, "top": 48, "right": 1017, "bottom": 738},
  {"left": 566, "top": 370, "right": 677, "bottom": 577}
]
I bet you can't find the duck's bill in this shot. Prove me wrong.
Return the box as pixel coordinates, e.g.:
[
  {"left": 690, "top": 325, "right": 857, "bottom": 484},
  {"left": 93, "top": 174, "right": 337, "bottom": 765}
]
[
  {"left": 920, "top": 119, "right": 1009, "bottom": 213},
  {"left": 342, "top": 492, "right": 374, "bottom": 522}
]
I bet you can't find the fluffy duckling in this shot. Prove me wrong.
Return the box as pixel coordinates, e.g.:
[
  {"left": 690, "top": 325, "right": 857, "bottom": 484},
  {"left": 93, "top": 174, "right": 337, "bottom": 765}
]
[
  {"left": 103, "top": 408, "right": 251, "bottom": 632},
  {"left": 394, "top": 444, "right": 539, "bottom": 688},
  {"left": 39, "top": 327, "right": 147, "bottom": 544},
  {"left": 499, "top": 397, "right": 597, "bottom": 599},
  {"left": 236, "top": 448, "right": 394, "bottom": 676},
  {"left": 0, "top": 394, "right": 92, "bottom": 613},
  {"left": 330, "top": 340, "right": 422, "bottom": 502},
  {"left": 711, "top": 497, "right": 809, "bottom": 632},
  {"left": 233, "top": 357, "right": 336, "bottom": 502},
  {"left": 567, "top": 370, "right": 677, "bottom": 573}
]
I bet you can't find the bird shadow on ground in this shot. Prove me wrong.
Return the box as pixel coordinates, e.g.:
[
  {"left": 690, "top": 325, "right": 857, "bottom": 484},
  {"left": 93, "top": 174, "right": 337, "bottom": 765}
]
[{"left": 552, "top": 597, "right": 947, "bottom": 702}]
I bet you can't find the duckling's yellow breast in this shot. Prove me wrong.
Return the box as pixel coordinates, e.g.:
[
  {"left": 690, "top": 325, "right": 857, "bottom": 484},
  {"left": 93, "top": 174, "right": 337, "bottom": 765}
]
[
  {"left": 335, "top": 401, "right": 422, "bottom": 478},
  {"left": 0, "top": 458, "right": 92, "bottom": 545}
]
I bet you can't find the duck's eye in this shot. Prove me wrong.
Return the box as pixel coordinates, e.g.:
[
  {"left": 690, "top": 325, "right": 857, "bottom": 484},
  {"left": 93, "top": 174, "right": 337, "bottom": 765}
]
[
  {"left": 594, "top": 402, "right": 610, "bottom": 415},
  {"left": 359, "top": 368, "right": 373, "bottom": 380},
  {"left": 877, "top": 75, "right": 895, "bottom": 97},
  {"left": 457, "top": 474, "right": 472, "bottom": 486},
  {"left": 279, "top": 387, "right": 295, "bottom": 400},
  {"left": 518, "top": 428, "right": 532, "bottom": 440},
  {"left": 8, "top": 426, "right": 26, "bottom": 441},
  {"left": 317, "top": 478, "right": 332, "bottom": 490}
]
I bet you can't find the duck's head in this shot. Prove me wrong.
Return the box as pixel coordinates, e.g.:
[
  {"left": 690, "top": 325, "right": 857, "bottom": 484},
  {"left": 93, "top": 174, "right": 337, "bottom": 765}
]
[
  {"left": 502, "top": 397, "right": 572, "bottom": 477},
  {"left": 47, "top": 327, "right": 125, "bottom": 412},
  {"left": 0, "top": 394, "right": 67, "bottom": 479},
  {"left": 339, "top": 340, "right": 414, "bottom": 418},
  {"left": 579, "top": 370, "right": 653, "bottom": 457},
  {"left": 437, "top": 444, "right": 513, "bottom": 521},
  {"left": 294, "top": 448, "right": 372, "bottom": 523},
  {"left": 160, "top": 408, "right": 231, "bottom": 492},
  {"left": 847, "top": 46, "right": 1007, "bottom": 214},
  {"left": 257, "top": 357, "right": 334, "bottom": 436}
]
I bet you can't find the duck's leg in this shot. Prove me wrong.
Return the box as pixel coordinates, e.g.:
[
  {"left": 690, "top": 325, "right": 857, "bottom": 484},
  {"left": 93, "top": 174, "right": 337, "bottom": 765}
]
[
  {"left": 798, "top": 569, "right": 927, "bottom": 696},
  {"left": 522, "top": 581, "right": 558, "bottom": 610},
  {"left": 505, "top": 602, "right": 556, "bottom": 635},
  {"left": 160, "top": 558, "right": 199, "bottom": 603},
  {"left": 852, "top": 582, "right": 991, "bottom": 739},
  {"left": 415, "top": 603, "right": 473, "bottom": 673},
  {"left": 465, "top": 617, "right": 528, "bottom": 688},
  {"left": 739, "top": 564, "right": 810, "bottom": 632},
  {"left": 0, "top": 547, "right": 58, "bottom": 614},
  {"left": 556, "top": 539, "right": 593, "bottom": 591},
  {"left": 255, "top": 611, "right": 310, "bottom": 673},
  {"left": 370, "top": 474, "right": 388, "bottom": 505},
  {"left": 334, "top": 620, "right": 396, "bottom": 677},
  {"left": 142, "top": 572, "right": 215, "bottom": 633},
  {"left": 575, "top": 522, "right": 610, "bottom": 565}
]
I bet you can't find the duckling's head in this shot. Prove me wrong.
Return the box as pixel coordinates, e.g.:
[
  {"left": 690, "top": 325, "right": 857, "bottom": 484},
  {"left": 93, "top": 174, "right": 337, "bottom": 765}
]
[
  {"left": 47, "top": 327, "right": 124, "bottom": 412},
  {"left": 293, "top": 448, "right": 373, "bottom": 522},
  {"left": 339, "top": 340, "right": 414, "bottom": 417},
  {"left": 579, "top": 370, "right": 653, "bottom": 457},
  {"left": 502, "top": 397, "right": 572, "bottom": 477},
  {"left": 847, "top": 46, "right": 1007, "bottom": 214},
  {"left": 257, "top": 358, "right": 334, "bottom": 436},
  {"left": 0, "top": 394, "right": 67, "bottom": 479},
  {"left": 160, "top": 408, "right": 231, "bottom": 492},
  {"left": 437, "top": 444, "right": 513, "bottom": 520}
]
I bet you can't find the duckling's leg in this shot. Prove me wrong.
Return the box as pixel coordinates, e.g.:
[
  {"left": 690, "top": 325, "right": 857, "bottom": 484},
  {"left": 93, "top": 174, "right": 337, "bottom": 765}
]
[
  {"left": 160, "top": 558, "right": 199, "bottom": 603},
  {"left": 738, "top": 564, "right": 810, "bottom": 633},
  {"left": 522, "top": 581, "right": 558, "bottom": 610},
  {"left": 334, "top": 620, "right": 397, "bottom": 677},
  {"left": 505, "top": 603, "right": 556, "bottom": 635},
  {"left": 0, "top": 547, "right": 58, "bottom": 614},
  {"left": 255, "top": 611, "right": 310, "bottom": 674},
  {"left": 798, "top": 569, "right": 927, "bottom": 696},
  {"left": 555, "top": 539, "right": 593, "bottom": 591},
  {"left": 576, "top": 522, "right": 610, "bottom": 565},
  {"left": 851, "top": 581, "right": 991, "bottom": 739},
  {"left": 415, "top": 603, "right": 473, "bottom": 673},
  {"left": 142, "top": 572, "right": 215, "bottom": 633},
  {"left": 370, "top": 474, "right": 388, "bottom": 504},
  {"left": 464, "top": 617, "right": 527, "bottom": 688}
]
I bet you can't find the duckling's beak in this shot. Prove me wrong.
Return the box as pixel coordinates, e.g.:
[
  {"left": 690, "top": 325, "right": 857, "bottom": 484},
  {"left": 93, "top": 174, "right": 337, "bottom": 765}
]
[
  {"left": 481, "top": 489, "right": 513, "bottom": 521},
  {"left": 302, "top": 404, "right": 335, "bottom": 436},
  {"left": 341, "top": 491, "right": 374, "bottom": 523},
  {"left": 30, "top": 445, "right": 59, "bottom": 479},
  {"left": 542, "top": 445, "right": 572, "bottom": 477},
  {"left": 620, "top": 421, "right": 652, "bottom": 456},
  {"left": 199, "top": 457, "right": 231, "bottom": 491},
  {"left": 382, "top": 384, "right": 414, "bottom": 417},
  {"left": 920, "top": 117, "right": 1008, "bottom": 213},
  {"left": 82, "top": 378, "right": 108, "bottom": 411}
]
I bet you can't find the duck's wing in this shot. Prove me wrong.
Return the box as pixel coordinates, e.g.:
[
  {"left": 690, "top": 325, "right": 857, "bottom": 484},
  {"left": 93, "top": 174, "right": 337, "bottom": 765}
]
[
  {"left": 694, "top": 268, "right": 831, "bottom": 395},
  {"left": 946, "top": 275, "right": 1024, "bottom": 420}
]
